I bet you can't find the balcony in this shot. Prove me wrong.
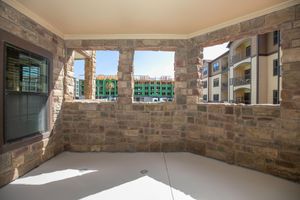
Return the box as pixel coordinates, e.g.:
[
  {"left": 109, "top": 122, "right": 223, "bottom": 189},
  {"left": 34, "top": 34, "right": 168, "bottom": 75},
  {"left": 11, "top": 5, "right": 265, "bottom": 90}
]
[
  {"left": 234, "top": 97, "right": 251, "bottom": 104},
  {"left": 232, "top": 53, "right": 251, "bottom": 65},
  {"left": 1, "top": 1, "right": 300, "bottom": 200},
  {"left": 231, "top": 76, "right": 251, "bottom": 86}
]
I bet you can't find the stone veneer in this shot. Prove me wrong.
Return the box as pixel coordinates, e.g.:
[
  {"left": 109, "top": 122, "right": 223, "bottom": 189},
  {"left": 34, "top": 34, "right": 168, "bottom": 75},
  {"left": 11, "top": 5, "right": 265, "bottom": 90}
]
[
  {"left": 0, "top": 1, "right": 300, "bottom": 187},
  {"left": 0, "top": 2, "right": 64, "bottom": 186}
]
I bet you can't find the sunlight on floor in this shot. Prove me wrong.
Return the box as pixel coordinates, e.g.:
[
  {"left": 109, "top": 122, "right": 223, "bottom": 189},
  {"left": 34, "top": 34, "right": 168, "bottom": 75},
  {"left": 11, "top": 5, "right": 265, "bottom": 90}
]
[
  {"left": 1, "top": 152, "right": 299, "bottom": 200},
  {"left": 11, "top": 169, "right": 97, "bottom": 185},
  {"left": 80, "top": 176, "right": 195, "bottom": 200}
]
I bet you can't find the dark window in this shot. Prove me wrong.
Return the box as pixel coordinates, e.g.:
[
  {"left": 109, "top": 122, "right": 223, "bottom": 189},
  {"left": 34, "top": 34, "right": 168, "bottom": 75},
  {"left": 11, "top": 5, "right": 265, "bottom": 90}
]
[
  {"left": 273, "top": 59, "right": 278, "bottom": 76},
  {"left": 4, "top": 43, "right": 49, "bottom": 142},
  {"left": 213, "top": 63, "right": 219, "bottom": 72},
  {"left": 203, "top": 67, "right": 208, "bottom": 76},
  {"left": 245, "top": 69, "right": 251, "bottom": 80},
  {"left": 273, "top": 90, "right": 279, "bottom": 104},
  {"left": 213, "top": 94, "right": 219, "bottom": 102},
  {"left": 246, "top": 46, "right": 251, "bottom": 57},
  {"left": 203, "top": 95, "right": 207, "bottom": 101},
  {"left": 213, "top": 78, "right": 219, "bottom": 87},
  {"left": 273, "top": 30, "right": 279, "bottom": 45},
  {"left": 203, "top": 80, "right": 208, "bottom": 88}
]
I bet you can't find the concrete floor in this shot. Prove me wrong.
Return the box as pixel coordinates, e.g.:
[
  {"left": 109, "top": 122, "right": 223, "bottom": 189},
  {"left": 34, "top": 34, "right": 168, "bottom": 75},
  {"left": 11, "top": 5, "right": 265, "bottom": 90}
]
[{"left": 0, "top": 152, "right": 299, "bottom": 200}]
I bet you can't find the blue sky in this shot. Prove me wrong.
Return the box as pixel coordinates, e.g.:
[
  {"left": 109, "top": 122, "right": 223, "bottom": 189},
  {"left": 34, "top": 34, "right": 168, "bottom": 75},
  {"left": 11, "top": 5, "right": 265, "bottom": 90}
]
[
  {"left": 74, "top": 51, "right": 119, "bottom": 79},
  {"left": 74, "top": 43, "right": 228, "bottom": 79},
  {"left": 134, "top": 51, "right": 174, "bottom": 77}
]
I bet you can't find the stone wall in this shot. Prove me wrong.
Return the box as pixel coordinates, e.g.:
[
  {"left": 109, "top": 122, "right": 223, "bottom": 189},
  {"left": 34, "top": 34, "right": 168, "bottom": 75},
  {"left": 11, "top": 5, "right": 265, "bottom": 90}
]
[
  {"left": 62, "top": 4, "right": 300, "bottom": 183},
  {"left": 0, "top": 2, "right": 64, "bottom": 186},
  {"left": 62, "top": 102, "right": 299, "bottom": 182},
  {"left": 63, "top": 102, "right": 186, "bottom": 152}
]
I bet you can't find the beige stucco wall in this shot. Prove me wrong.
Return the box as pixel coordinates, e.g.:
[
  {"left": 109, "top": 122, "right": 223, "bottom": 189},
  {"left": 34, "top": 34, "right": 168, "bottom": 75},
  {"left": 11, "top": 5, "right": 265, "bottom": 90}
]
[{"left": 251, "top": 57, "right": 257, "bottom": 104}]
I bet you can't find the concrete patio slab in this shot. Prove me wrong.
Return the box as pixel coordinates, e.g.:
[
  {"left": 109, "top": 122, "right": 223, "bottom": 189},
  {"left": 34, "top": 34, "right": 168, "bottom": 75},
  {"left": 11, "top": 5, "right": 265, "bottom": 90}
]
[{"left": 0, "top": 152, "right": 299, "bottom": 200}]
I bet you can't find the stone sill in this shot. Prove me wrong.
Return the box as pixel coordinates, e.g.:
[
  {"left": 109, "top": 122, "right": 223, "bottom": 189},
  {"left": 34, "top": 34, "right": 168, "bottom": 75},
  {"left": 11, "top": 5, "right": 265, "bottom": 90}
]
[{"left": 65, "top": 99, "right": 281, "bottom": 108}]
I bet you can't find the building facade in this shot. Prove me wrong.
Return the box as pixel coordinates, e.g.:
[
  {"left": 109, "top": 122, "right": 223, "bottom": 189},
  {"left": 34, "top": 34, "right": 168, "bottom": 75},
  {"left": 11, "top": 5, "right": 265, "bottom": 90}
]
[
  {"left": 202, "top": 30, "right": 281, "bottom": 104},
  {"left": 133, "top": 76, "right": 174, "bottom": 102},
  {"left": 74, "top": 75, "right": 174, "bottom": 102},
  {"left": 74, "top": 78, "right": 84, "bottom": 99}
]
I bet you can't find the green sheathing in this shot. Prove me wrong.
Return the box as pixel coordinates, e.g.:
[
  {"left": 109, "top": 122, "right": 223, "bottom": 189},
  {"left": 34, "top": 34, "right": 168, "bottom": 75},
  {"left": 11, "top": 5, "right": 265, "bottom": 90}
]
[
  {"left": 96, "top": 79, "right": 118, "bottom": 98},
  {"left": 79, "top": 79, "right": 174, "bottom": 98},
  {"left": 134, "top": 80, "right": 174, "bottom": 98}
]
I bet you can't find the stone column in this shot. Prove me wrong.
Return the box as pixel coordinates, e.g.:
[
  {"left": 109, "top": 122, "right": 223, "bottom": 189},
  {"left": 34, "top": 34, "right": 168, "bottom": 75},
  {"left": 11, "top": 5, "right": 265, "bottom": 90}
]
[
  {"left": 174, "top": 43, "right": 203, "bottom": 104},
  {"left": 84, "top": 51, "right": 96, "bottom": 99},
  {"left": 280, "top": 21, "right": 300, "bottom": 121},
  {"left": 117, "top": 48, "right": 134, "bottom": 104},
  {"left": 64, "top": 50, "right": 75, "bottom": 101}
]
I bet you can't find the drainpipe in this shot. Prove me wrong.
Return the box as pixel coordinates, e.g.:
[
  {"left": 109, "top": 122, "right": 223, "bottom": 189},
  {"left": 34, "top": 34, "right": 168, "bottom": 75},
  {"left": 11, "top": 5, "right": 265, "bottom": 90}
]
[
  {"left": 277, "top": 30, "right": 280, "bottom": 104},
  {"left": 256, "top": 36, "right": 259, "bottom": 104}
]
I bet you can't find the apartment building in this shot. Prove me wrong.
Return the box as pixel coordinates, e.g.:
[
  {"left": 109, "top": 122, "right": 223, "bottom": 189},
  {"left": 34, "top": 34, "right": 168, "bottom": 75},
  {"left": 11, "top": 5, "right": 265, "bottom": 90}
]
[
  {"left": 134, "top": 75, "right": 174, "bottom": 102},
  {"left": 74, "top": 75, "right": 174, "bottom": 102},
  {"left": 202, "top": 30, "right": 281, "bottom": 104},
  {"left": 202, "top": 52, "right": 229, "bottom": 102},
  {"left": 74, "top": 78, "right": 84, "bottom": 99}
]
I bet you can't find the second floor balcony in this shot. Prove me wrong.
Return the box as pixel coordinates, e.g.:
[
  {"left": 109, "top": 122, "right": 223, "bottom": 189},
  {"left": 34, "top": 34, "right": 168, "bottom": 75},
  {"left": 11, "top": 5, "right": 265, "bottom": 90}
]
[
  {"left": 232, "top": 53, "right": 251, "bottom": 64},
  {"left": 232, "top": 39, "right": 251, "bottom": 64},
  {"left": 231, "top": 76, "right": 251, "bottom": 87}
]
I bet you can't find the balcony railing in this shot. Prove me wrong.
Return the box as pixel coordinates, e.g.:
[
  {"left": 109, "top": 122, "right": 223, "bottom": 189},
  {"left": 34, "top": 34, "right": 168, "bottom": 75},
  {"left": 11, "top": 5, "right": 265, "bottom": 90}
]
[
  {"left": 232, "top": 53, "right": 250, "bottom": 64},
  {"left": 234, "top": 97, "right": 251, "bottom": 104},
  {"left": 231, "top": 76, "right": 251, "bottom": 86}
]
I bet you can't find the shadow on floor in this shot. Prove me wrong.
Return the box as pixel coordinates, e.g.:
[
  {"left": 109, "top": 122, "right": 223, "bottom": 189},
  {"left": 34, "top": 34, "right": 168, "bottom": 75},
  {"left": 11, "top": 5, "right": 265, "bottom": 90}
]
[{"left": 0, "top": 152, "right": 299, "bottom": 200}]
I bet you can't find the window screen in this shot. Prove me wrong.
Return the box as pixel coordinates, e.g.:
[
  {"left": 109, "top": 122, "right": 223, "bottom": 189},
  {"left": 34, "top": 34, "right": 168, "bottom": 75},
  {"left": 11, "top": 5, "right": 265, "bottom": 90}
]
[{"left": 4, "top": 43, "right": 49, "bottom": 142}]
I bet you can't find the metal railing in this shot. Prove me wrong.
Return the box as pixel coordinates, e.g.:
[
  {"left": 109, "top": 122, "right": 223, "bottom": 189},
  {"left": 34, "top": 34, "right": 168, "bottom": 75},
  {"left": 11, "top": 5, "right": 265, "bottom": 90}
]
[
  {"left": 234, "top": 97, "right": 251, "bottom": 104},
  {"left": 231, "top": 76, "right": 251, "bottom": 86},
  {"left": 232, "top": 53, "right": 250, "bottom": 64}
]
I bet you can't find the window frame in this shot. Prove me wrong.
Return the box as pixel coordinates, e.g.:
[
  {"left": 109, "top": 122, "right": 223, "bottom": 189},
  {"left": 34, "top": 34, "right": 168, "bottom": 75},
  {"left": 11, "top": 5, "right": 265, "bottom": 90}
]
[
  {"left": 0, "top": 29, "right": 53, "bottom": 152},
  {"left": 213, "top": 94, "right": 219, "bottom": 102},
  {"left": 213, "top": 78, "right": 219, "bottom": 87},
  {"left": 245, "top": 45, "right": 251, "bottom": 57},
  {"left": 203, "top": 80, "right": 208, "bottom": 88},
  {"left": 213, "top": 62, "right": 219, "bottom": 72},
  {"left": 273, "top": 90, "right": 279, "bottom": 104},
  {"left": 273, "top": 59, "right": 278, "bottom": 76},
  {"left": 273, "top": 30, "right": 279, "bottom": 45},
  {"left": 203, "top": 67, "right": 208, "bottom": 76}
]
